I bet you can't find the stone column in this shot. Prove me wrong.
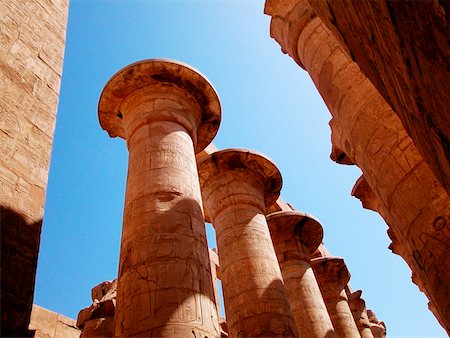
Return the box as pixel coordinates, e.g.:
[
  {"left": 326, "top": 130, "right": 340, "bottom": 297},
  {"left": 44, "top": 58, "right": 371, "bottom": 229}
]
[
  {"left": 312, "top": 257, "right": 360, "bottom": 338},
  {"left": 266, "top": 211, "right": 336, "bottom": 338},
  {"left": 98, "top": 59, "right": 221, "bottom": 337},
  {"left": 347, "top": 290, "right": 374, "bottom": 338},
  {"left": 198, "top": 149, "right": 297, "bottom": 338}
]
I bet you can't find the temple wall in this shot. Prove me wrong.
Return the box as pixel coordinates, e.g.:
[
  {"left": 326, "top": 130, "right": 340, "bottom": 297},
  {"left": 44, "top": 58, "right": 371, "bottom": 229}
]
[{"left": 0, "top": 0, "right": 68, "bottom": 335}]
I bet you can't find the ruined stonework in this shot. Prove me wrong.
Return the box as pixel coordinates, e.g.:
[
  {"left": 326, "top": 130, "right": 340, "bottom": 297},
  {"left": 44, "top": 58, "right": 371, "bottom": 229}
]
[
  {"left": 0, "top": 0, "right": 68, "bottom": 336},
  {"left": 29, "top": 305, "right": 81, "bottom": 338},
  {"left": 265, "top": 0, "right": 450, "bottom": 333},
  {"left": 77, "top": 280, "right": 116, "bottom": 337}
]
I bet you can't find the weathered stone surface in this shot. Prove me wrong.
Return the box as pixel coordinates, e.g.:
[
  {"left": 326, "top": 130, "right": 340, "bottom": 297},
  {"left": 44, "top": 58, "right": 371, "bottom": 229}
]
[
  {"left": 91, "top": 280, "right": 116, "bottom": 303},
  {"left": 29, "top": 304, "right": 80, "bottom": 338},
  {"left": 77, "top": 279, "right": 117, "bottom": 336},
  {"left": 99, "top": 59, "right": 221, "bottom": 337},
  {"left": 265, "top": 1, "right": 450, "bottom": 332},
  {"left": 199, "top": 149, "right": 297, "bottom": 337},
  {"left": 267, "top": 211, "right": 335, "bottom": 338},
  {"left": 308, "top": 0, "right": 450, "bottom": 195},
  {"left": 0, "top": 0, "right": 68, "bottom": 334},
  {"left": 311, "top": 257, "right": 360, "bottom": 338}
]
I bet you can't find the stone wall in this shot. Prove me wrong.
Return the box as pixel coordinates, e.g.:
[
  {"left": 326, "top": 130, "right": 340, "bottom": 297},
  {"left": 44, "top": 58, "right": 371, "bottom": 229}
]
[
  {"left": 29, "top": 304, "right": 81, "bottom": 338},
  {"left": 0, "top": 0, "right": 69, "bottom": 335}
]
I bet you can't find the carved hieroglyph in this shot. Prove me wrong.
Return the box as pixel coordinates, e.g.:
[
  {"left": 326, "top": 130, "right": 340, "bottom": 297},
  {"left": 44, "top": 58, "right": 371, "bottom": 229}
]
[{"left": 98, "top": 59, "right": 221, "bottom": 337}]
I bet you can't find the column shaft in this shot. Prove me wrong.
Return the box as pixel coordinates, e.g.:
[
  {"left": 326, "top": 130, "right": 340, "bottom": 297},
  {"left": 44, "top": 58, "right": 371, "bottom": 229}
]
[{"left": 116, "top": 120, "right": 218, "bottom": 337}]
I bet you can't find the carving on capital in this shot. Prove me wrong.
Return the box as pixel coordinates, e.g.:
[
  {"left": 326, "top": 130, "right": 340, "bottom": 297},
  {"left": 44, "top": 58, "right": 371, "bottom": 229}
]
[
  {"left": 311, "top": 256, "right": 351, "bottom": 290},
  {"left": 98, "top": 59, "right": 221, "bottom": 152},
  {"left": 351, "top": 175, "right": 380, "bottom": 212},
  {"left": 264, "top": 0, "right": 317, "bottom": 68},
  {"left": 267, "top": 210, "right": 323, "bottom": 255}
]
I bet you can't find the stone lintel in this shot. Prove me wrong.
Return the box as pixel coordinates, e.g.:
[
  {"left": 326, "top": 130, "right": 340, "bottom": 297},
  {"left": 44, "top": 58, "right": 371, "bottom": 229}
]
[
  {"left": 311, "top": 256, "right": 351, "bottom": 289},
  {"left": 267, "top": 210, "right": 323, "bottom": 254},
  {"left": 198, "top": 148, "right": 282, "bottom": 212},
  {"left": 98, "top": 59, "right": 221, "bottom": 153}
]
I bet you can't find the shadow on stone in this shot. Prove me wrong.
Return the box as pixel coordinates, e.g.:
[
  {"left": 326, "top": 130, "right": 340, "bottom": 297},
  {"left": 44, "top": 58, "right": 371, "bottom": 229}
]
[{"left": 1, "top": 205, "right": 43, "bottom": 337}]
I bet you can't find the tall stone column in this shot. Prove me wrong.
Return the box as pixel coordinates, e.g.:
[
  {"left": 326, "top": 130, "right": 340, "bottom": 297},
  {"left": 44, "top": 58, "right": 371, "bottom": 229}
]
[
  {"left": 98, "top": 59, "right": 221, "bottom": 337},
  {"left": 312, "top": 257, "right": 360, "bottom": 338},
  {"left": 347, "top": 290, "right": 374, "bottom": 338},
  {"left": 266, "top": 211, "right": 336, "bottom": 338},
  {"left": 198, "top": 149, "right": 297, "bottom": 338}
]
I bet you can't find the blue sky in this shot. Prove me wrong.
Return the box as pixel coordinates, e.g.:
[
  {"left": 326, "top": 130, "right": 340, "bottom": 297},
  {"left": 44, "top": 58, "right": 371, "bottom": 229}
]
[{"left": 34, "top": 1, "right": 446, "bottom": 337}]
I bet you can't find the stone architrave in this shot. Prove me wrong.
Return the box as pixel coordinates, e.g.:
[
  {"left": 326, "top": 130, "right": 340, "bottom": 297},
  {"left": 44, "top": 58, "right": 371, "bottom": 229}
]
[
  {"left": 266, "top": 211, "right": 336, "bottom": 338},
  {"left": 312, "top": 257, "right": 360, "bottom": 338},
  {"left": 198, "top": 149, "right": 296, "bottom": 338},
  {"left": 98, "top": 59, "right": 221, "bottom": 337},
  {"left": 347, "top": 290, "right": 375, "bottom": 338}
]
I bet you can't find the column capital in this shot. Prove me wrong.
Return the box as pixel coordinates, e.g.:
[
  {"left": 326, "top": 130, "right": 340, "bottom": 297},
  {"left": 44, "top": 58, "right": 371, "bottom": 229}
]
[
  {"left": 198, "top": 148, "right": 282, "bottom": 219},
  {"left": 311, "top": 256, "right": 351, "bottom": 289},
  {"left": 266, "top": 210, "right": 323, "bottom": 255},
  {"left": 264, "top": 0, "right": 317, "bottom": 68},
  {"left": 98, "top": 59, "right": 221, "bottom": 153}
]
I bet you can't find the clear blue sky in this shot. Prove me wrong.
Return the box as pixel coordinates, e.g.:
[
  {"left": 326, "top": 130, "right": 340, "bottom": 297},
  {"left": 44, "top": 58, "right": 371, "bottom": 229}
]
[{"left": 34, "top": 1, "right": 446, "bottom": 337}]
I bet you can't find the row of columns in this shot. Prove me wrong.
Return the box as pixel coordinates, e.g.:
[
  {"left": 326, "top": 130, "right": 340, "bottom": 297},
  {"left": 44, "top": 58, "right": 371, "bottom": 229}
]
[
  {"left": 97, "top": 59, "right": 381, "bottom": 337},
  {"left": 265, "top": 0, "right": 450, "bottom": 331}
]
